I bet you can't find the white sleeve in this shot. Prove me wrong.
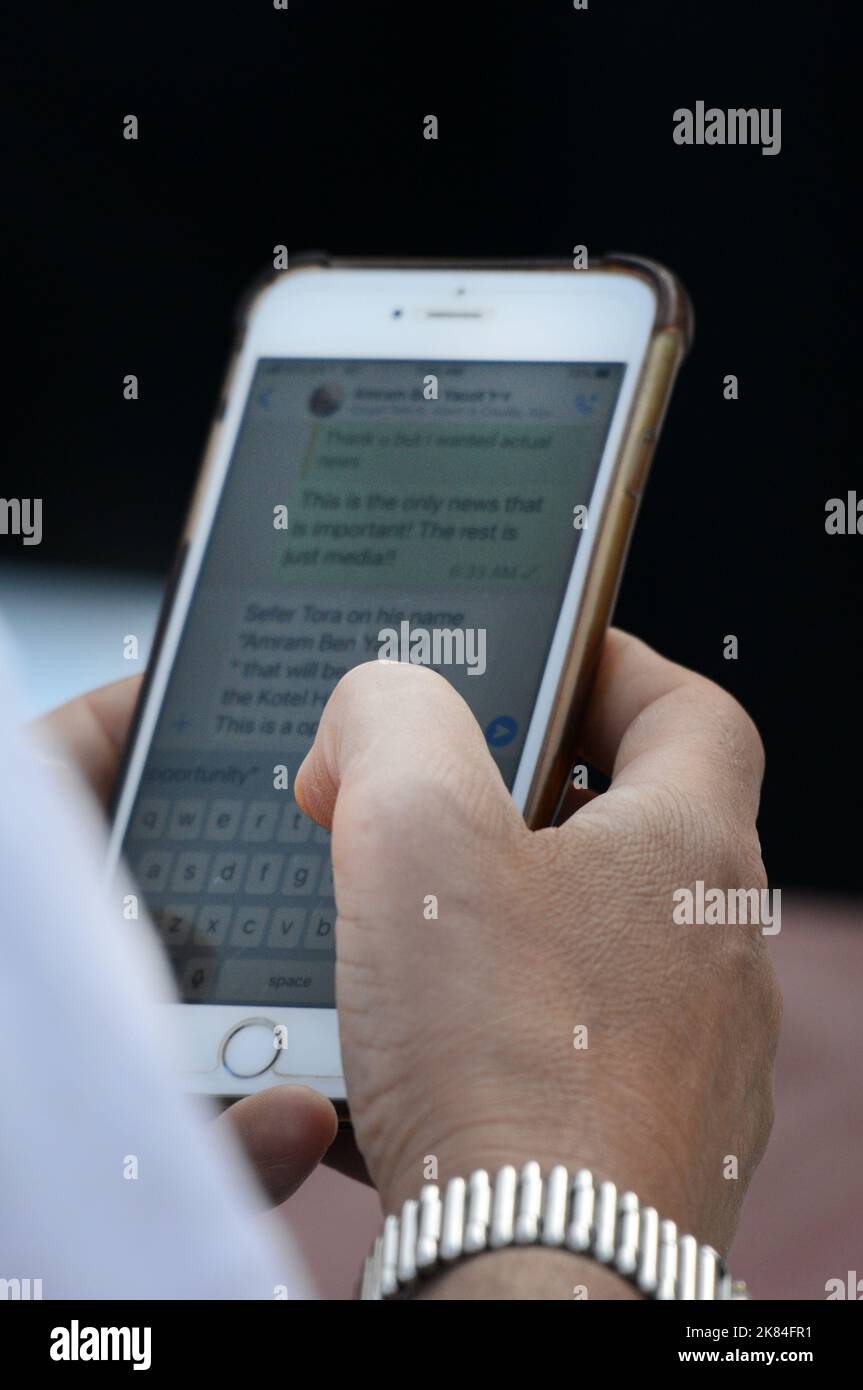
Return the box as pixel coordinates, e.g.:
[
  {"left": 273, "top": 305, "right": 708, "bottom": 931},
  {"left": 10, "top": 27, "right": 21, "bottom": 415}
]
[{"left": 0, "top": 627, "right": 298, "bottom": 1299}]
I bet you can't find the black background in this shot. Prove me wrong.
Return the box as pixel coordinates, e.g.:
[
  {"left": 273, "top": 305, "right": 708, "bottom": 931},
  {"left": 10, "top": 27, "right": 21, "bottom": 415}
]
[{"left": 3, "top": 1, "right": 859, "bottom": 892}]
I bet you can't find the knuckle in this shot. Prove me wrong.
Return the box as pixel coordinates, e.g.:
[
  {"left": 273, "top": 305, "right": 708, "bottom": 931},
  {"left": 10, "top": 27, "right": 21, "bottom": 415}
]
[
  {"left": 764, "top": 962, "right": 784, "bottom": 1044},
  {"left": 707, "top": 806, "right": 769, "bottom": 891},
  {"left": 733, "top": 835, "right": 770, "bottom": 893},
  {"left": 744, "top": 955, "right": 783, "bottom": 1162},
  {"left": 731, "top": 929, "right": 784, "bottom": 1050},
  {"left": 691, "top": 677, "right": 766, "bottom": 786}
]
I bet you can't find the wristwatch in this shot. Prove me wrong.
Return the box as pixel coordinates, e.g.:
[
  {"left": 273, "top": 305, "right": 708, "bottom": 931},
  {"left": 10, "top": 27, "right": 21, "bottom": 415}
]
[{"left": 358, "top": 1163, "right": 750, "bottom": 1300}]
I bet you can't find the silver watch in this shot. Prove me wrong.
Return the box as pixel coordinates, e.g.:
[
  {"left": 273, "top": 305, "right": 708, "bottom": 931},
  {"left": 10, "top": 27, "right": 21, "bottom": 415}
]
[{"left": 359, "top": 1163, "right": 750, "bottom": 1301}]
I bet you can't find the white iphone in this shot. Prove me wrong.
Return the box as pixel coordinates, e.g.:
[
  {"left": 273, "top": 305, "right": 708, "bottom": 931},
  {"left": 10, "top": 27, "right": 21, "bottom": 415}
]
[{"left": 108, "top": 254, "right": 692, "bottom": 1108}]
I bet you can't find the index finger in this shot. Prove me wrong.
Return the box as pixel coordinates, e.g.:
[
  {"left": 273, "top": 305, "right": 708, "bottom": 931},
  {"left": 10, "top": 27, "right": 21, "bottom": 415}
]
[
  {"left": 32, "top": 675, "right": 143, "bottom": 806},
  {"left": 574, "top": 628, "right": 765, "bottom": 829}
]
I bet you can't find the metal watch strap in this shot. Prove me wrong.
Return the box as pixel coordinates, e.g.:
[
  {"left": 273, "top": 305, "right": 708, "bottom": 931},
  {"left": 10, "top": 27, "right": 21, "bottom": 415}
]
[{"left": 358, "top": 1163, "right": 750, "bottom": 1301}]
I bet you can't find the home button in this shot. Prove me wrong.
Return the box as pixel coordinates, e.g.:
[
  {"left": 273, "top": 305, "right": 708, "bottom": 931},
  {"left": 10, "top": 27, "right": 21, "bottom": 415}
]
[{"left": 222, "top": 1020, "right": 278, "bottom": 1078}]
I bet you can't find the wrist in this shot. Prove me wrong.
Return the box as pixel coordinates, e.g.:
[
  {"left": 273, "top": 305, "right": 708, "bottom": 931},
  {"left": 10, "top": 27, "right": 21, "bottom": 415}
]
[
  {"left": 375, "top": 1107, "right": 710, "bottom": 1251},
  {"left": 361, "top": 1154, "right": 748, "bottom": 1302},
  {"left": 412, "top": 1247, "right": 644, "bottom": 1300}
]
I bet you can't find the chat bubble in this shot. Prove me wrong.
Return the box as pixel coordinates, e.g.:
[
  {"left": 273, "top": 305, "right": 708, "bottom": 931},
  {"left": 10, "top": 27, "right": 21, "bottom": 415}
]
[
  {"left": 275, "top": 421, "right": 594, "bottom": 587},
  {"left": 208, "top": 597, "right": 498, "bottom": 747}
]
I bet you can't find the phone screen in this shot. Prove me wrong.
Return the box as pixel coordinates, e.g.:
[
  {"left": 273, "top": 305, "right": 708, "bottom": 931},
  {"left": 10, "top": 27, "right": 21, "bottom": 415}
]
[{"left": 122, "top": 358, "right": 624, "bottom": 1009}]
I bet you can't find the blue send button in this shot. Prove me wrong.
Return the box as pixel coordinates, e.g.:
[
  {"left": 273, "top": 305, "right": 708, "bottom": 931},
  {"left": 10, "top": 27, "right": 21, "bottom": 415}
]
[{"left": 485, "top": 715, "right": 518, "bottom": 748}]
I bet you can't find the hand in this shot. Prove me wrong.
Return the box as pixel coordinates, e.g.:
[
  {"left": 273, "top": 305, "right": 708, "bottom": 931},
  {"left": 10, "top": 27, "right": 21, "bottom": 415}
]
[
  {"left": 295, "top": 629, "right": 782, "bottom": 1270},
  {"left": 32, "top": 675, "right": 340, "bottom": 1203}
]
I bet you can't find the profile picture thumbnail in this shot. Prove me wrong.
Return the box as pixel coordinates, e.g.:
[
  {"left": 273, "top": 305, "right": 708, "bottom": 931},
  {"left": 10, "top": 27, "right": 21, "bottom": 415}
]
[{"left": 308, "top": 383, "right": 344, "bottom": 417}]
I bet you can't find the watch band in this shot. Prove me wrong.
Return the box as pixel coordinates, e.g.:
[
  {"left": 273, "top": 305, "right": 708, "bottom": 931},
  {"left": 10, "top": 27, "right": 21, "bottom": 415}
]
[{"left": 358, "top": 1163, "right": 750, "bottom": 1301}]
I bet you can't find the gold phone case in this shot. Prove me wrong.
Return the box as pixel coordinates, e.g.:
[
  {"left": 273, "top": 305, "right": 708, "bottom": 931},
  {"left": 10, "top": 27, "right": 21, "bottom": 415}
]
[{"left": 206, "top": 252, "right": 694, "bottom": 829}]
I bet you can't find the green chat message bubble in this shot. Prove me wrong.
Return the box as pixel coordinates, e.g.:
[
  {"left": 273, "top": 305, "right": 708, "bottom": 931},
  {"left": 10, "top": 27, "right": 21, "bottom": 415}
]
[{"left": 273, "top": 421, "right": 600, "bottom": 589}]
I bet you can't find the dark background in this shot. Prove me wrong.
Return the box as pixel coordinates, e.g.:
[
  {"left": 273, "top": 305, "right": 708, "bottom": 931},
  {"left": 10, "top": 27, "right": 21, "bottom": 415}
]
[{"left": 3, "top": 1, "right": 858, "bottom": 891}]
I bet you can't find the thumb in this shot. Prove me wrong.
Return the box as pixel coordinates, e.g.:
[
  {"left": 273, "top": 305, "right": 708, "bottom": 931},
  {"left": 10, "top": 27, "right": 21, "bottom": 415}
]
[
  {"left": 293, "top": 660, "right": 520, "bottom": 843},
  {"left": 219, "top": 1085, "right": 338, "bottom": 1207}
]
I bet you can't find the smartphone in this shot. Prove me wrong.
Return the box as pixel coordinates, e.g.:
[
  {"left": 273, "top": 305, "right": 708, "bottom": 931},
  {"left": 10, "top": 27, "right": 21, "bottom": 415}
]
[{"left": 108, "top": 254, "right": 692, "bottom": 1106}]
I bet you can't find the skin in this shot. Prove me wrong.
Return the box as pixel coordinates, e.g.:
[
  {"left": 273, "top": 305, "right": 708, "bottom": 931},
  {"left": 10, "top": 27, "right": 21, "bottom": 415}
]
[{"left": 35, "top": 629, "right": 781, "bottom": 1299}]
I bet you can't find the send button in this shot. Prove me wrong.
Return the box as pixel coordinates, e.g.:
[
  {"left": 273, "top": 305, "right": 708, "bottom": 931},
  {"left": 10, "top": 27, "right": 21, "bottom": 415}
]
[{"left": 485, "top": 715, "right": 518, "bottom": 748}]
